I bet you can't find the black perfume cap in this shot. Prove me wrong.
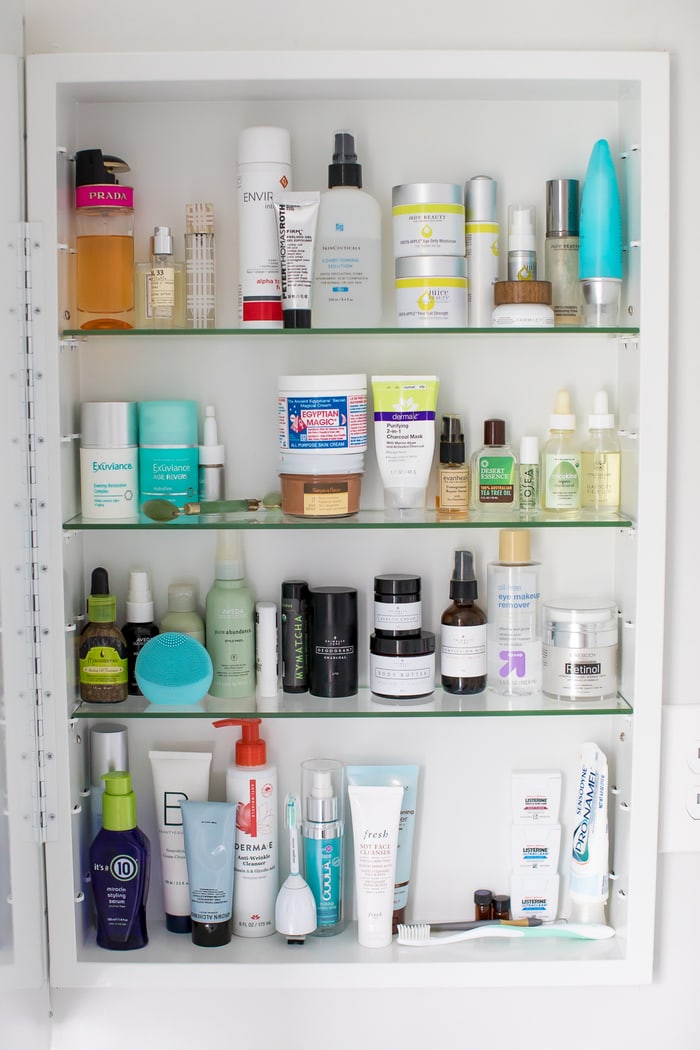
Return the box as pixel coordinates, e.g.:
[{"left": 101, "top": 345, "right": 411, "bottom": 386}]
[
  {"left": 328, "top": 130, "right": 363, "bottom": 189},
  {"left": 75, "top": 149, "right": 130, "bottom": 188},
  {"left": 449, "top": 550, "right": 479, "bottom": 601}
]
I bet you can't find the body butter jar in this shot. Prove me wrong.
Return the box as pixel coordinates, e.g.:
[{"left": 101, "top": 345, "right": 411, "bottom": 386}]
[
  {"left": 542, "top": 598, "right": 618, "bottom": 700},
  {"left": 369, "top": 631, "right": 436, "bottom": 702}
]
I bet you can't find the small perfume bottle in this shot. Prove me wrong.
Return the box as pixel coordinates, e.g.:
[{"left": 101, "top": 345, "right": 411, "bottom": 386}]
[
  {"left": 135, "top": 225, "right": 185, "bottom": 328},
  {"left": 437, "top": 414, "right": 469, "bottom": 515}
]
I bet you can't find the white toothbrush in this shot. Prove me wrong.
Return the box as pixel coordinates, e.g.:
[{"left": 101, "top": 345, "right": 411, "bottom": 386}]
[{"left": 396, "top": 922, "right": 615, "bottom": 946}]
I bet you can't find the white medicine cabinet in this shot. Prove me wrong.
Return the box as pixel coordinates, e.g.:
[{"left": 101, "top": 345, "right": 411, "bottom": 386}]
[{"left": 7, "top": 49, "right": 668, "bottom": 990}]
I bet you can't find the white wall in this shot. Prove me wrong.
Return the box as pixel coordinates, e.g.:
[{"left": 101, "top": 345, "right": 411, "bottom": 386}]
[{"left": 21, "top": 0, "right": 700, "bottom": 1046}]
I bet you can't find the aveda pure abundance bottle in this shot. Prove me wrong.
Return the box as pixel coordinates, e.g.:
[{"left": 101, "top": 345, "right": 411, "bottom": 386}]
[{"left": 74, "top": 149, "right": 135, "bottom": 329}]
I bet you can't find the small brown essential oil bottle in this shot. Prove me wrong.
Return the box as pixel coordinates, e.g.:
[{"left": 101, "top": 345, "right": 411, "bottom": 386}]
[
  {"left": 492, "top": 893, "right": 512, "bottom": 921},
  {"left": 474, "top": 888, "right": 493, "bottom": 921}
]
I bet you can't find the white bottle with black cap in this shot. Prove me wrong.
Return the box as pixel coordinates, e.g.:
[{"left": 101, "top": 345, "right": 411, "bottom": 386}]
[{"left": 313, "top": 130, "right": 381, "bottom": 328}]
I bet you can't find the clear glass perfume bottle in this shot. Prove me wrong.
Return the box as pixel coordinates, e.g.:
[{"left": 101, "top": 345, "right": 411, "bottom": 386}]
[{"left": 135, "top": 225, "right": 185, "bottom": 328}]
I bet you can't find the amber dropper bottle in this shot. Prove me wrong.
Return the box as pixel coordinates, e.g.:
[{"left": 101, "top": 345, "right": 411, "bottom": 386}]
[{"left": 440, "top": 549, "right": 487, "bottom": 694}]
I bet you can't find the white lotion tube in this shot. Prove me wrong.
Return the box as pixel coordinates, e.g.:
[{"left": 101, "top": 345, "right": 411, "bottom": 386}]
[
  {"left": 569, "top": 741, "right": 609, "bottom": 923},
  {"left": 148, "top": 750, "right": 212, "bottom": 933},
  {"left": 371, "top": 375, "right": 440, "bottom": 510},
  {"left": 273, "top": 191, "right": 320, "bottom": 329},
  {"left": 348, "top": 783, "right": 403, "bottom": 947}
]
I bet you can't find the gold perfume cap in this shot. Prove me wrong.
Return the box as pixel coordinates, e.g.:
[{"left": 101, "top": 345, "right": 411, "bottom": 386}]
[{"left": 499, "top": 529, "right": 531, "bottom": 564}]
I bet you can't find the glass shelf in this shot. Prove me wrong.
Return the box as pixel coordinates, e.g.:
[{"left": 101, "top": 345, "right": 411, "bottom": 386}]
[
  {"left": 63, "top": 508, "right": 634, "bottom": 531},
  {"left": 72, "top": 687, "right": 632, "bottom": 719},
  {"left": 62, "top": 326, "right": 641, "bottom": 338}
]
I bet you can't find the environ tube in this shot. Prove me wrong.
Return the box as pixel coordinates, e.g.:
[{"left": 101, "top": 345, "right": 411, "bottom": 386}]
[
  {"left": 348, "top": 783, "right": 403, "bottom": 947},
  {"left": 148, "top": 750, "right": 212, "bottom": 933},
  {"left": 346, "top": 764, "right": 419, "bottom": 929},
  {"left": 569, "top": 741, "right": 609, "bottom": 924},
  {"left": 371, "top": 375, "right": 439, "bottom": 510},
  {"left": 181, "top": 799, "right": 237, "bottom": 947},
  {"left": 273, "top": 191, "right": 320, "bottom": 329}
]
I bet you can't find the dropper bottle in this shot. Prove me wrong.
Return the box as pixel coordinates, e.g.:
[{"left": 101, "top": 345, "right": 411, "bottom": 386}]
[
  {"left": 78, "top": 567, "right": 128, "bottom": 703},
  {"left": 440, "top": 549, "right": 487, "bottom": 695},
  {"left": 581, "top": 390, "right": 621, "bottom": 512},
  {"left": 541, "top": 389, "right": 581, "bottom": 517},
  {"left": 437, "top": 414, "right": 469, "bottom": 515}
]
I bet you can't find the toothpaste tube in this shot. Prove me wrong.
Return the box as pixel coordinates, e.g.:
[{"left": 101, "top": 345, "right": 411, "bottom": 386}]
[{"left": 569, "top": 741, "right": 609, "bottom": 924}]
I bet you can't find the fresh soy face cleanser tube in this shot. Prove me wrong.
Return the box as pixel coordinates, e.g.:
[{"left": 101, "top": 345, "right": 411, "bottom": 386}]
[
  {"left": 148, "top": 750, "right": 212, "bottom": 934},
  {"left": 181, "top": 800, "right": 237, "bottom": 947},
  {"left": 371, "top": 376, "right": 439, "bottom": 510},
  {"left": 348, "top": 783, "right": 403, "bottom": 947},
  {"left": 346, "top": 764, "right": 419, "bottom": 929}
]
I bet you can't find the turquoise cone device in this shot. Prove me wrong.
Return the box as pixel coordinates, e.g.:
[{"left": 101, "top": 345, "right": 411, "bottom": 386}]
[{"left": 135, "top": 631, "right": 213, "bottom": 704}]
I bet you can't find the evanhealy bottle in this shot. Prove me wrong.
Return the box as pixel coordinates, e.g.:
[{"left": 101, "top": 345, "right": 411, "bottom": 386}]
[
  {"left": 542, "top": 389, "right": 581, "bottom": 516},
  {"left": 470, "top": 418, "right": 518, "bottom": 513},
  {"left": 89, "top": 770, "right": 150, "bottom": 950},
  {"left": 206, "top": 531, "right": 256, "bottom": 698},
  {"left": 161, "top": 582, "right": 205, "bottom": 644},
  {"left": 581, "top": 389, "right": 621, "bottom": 511},
  {"left": 301, "top": 758, "right": 345, "bottom": 936},
  {"left": 134, "top": 225, "right": 186, "bottom": 328},
  {"left": 79, "top": 567, "right": 128, "bottom": 704},
  {"left": 121, "top": 570, "right": 159, "bottom": 695},
  {"left": 438, "top": 414, "right": 469, "bottom": 515},
  {"left": 74, "top": 149, "right": 134, "bottom": 330},
  {"left": 313, "top": 130, "right": 382, "bottom": 328},
  {"left": 486, "top": 529, "right": 542, "bottom": 696},
  {"left": 440, "top": 550, "right": 487, "bottom": 694},
  {"left": 214, "top": 718, "right": 278, "bottom": 937}
]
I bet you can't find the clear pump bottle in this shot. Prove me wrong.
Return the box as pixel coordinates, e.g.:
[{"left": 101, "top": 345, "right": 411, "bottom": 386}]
[
  {"left": 301, "top": 758, "right": 345, "bottom": 936},
  {"left": 313, "top": 130, "right": 382, "bottom": 328},
  {"left": 581, "top": 390, "right": 621, "bottom": 511},
  {"left": 437, "top": 414, "right": 469, "bottom": 514}
]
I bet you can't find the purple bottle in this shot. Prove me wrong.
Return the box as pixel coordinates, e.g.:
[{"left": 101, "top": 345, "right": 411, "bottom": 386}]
[{"left": 89, "top": 770, "right": 150, "bottom": 950}]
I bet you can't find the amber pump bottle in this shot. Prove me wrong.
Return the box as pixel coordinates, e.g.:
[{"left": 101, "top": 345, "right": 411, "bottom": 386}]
[{"left": 440, "top": 550, "right": 487, "bottom": 694}]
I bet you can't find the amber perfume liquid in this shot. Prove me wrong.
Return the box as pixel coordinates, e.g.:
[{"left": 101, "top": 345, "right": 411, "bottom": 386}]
[{"left": 77, "top": 235, "right": 134, "bottom": 325}]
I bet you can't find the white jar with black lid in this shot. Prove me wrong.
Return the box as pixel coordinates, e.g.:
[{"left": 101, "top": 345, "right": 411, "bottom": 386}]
[{"left": 374, "top": 574, "right": 422, "bottom": 637}]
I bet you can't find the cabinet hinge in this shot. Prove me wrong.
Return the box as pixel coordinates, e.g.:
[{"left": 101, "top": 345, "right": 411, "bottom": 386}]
[{"left": 18, "top": 223, "right": 58, "bottom": 844}]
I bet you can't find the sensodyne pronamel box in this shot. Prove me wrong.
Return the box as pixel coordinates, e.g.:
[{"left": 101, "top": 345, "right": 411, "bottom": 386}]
[
  {"left": 511, "top": 824, "right": 562, "bottom": 873},
  {"left": 512, "top": 770, "right": 562, "bottom": 824},
  {"left": 510, "top": 873, "right": 560, "bottom": 921}
]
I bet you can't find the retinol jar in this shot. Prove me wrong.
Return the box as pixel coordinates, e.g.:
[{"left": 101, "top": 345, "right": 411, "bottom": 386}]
[
  {"left": 542, "top": 598, "right": 618, "bottom": 701},
  {"left": 492, "top": 280, "right": 555, "bottom": 327},
  {"left": 373, "top": 574, "right": 422, "bottom": 637},
  {"left": 395, "top": 256, "right": 467, "bottom": 327},
  {"left": 369, "top": 631, "right": 436, "bottom": 702},
  {"left": 392, "top": 183, "right": 465, "bottom": 256}
]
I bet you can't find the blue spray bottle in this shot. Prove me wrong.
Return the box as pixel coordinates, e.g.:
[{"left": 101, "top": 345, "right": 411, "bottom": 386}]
[
  {"left": 89, "top": 770, "right": 151, "bottom": 950},
  {"left": 579, "top": 139, "right": 623, "bottom": 326},
  {"left": 300, "top": 759, "right": 345, "bottom": 936}
]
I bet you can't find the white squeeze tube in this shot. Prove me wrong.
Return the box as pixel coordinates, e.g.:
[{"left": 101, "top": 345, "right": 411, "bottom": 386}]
[
  {"left": 569, "top": 741, "right": 609, "bottom": 924},
  {"left": 371, "top": 375, "right": 440, "bottom": 510},
  {"left": 348, "top": 783, "right": 403, "bottom": 947},
  {"left": 273, "top": 191, "right": 320, "bottom": 329},
  {"left": 148, "top": 750, "right": 213, "bottom": 934}
]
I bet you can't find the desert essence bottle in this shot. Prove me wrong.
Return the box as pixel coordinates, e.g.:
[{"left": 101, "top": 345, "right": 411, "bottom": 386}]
[
  {"left": 205, "top": 531, "right": 256, "bottom": 698},
  {"left": 581, "top": 389, "right": 621, "bottom": 512},
  {"left": 440, "top": 550, "right": 487, "bottom": 694},
  {"left": 89, "top": 770, "right": 150, "bottom": 950}
]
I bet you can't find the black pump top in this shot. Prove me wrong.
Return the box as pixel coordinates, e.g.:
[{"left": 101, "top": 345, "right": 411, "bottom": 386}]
[
  {"left": 449, "top": 550, "right": 479, "bottom": 602},
  {"left": 440, "top": 414, "right": 466, "bottom": 464},
  {"left": 328, "top": 130, "right": 363, "bottom": 189},
  {"left": 75, "top": 149, "right": 130, "bottom": 188}
]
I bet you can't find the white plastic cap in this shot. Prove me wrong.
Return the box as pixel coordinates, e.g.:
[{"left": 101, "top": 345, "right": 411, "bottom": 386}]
[
  {"left": 519, "top": 435, "right": 539, "bottom": 465},
  {"left": 215, "top": 530, "right": 244, "bottom": 580},
  {"left": 588, "top": 390, "right": 615, "bottom": 430},
  {"left": 126, "top": 570, "right": 154, "bottom": 622},
  {"left": 549, "top": 389, "right": 575, "bottom": 431},
  {"left": 238, "top": 126, "right": 291, "bottom": 167},
  {"left": 199, "top": 404, "right": 225, "bottom": 466}
]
